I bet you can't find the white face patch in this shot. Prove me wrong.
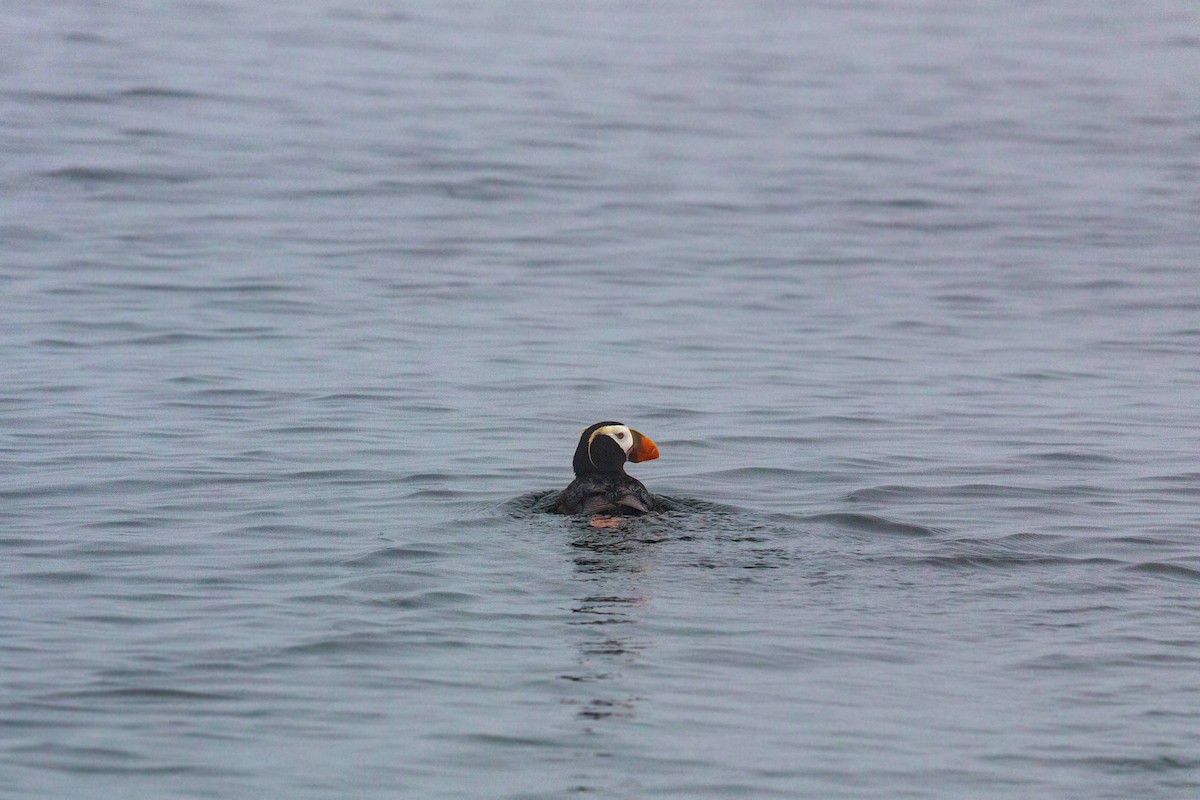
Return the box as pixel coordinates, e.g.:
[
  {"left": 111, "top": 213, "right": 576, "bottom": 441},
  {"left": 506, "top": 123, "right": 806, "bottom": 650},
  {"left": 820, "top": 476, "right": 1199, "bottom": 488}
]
[{"left": 588, "top": 424, "right": 633, "bottom": 465}]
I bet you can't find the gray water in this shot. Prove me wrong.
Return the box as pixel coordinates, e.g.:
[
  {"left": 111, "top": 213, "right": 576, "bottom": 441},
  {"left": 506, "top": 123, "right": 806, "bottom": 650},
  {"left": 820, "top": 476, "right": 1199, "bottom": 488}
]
[{"left": 4, "top": 1, "right": 1200, "bottom": 797}]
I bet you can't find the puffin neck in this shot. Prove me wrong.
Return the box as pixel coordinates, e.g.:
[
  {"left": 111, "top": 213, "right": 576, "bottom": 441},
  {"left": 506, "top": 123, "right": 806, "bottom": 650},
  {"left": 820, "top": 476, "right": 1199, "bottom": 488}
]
[{"left": 573, "top": 434, "right": 628, "bottom": 477}]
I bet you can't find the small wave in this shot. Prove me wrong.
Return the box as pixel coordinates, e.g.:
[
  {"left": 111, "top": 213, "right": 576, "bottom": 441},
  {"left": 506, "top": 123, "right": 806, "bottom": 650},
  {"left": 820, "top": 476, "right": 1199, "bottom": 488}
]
[
  {"left": 366, "top": 590, "right": 478, "bottom": 609},
  {"left": 15, "top": 90, "right": 112, "bottom": 104},
  {"left": 987, "top": 531, "right": 1073, "bottom": 549},
  {"left": 339, "top": 545, "right": 450, "bottom": 568},
  {"left": 1139, "top": 473, "right": 1200, "bottom": 497},
  {"left": 40, "top": 166, "right": 195, "bottom": 185},
  {"left": 917, "top": 554, "right": 1124, "bottom": 570},
  {"left": 639, "top": 406, "right": 714, "bottom": 420},
  {"left": 1127, "top": 561, "right": 1200, "bottom": 582},
  {"left": 803, "top": 512, "right": 943, "bottom": 537},
  {"left": 283, "top": 469, "right": 400, "bottom": 484},
  {"left": 693, "top": 466, "right": 813, "bottom": 481},
  {"left": 449, "top": 732, "right": 565, "bottom": 748},
  {"left": 87, "top": 280, "right": 290, "bottom": 294},
  {"left": 1004, "top": 369, "right": 1102, "bottom": 382},
  {"left": 1081, "top": 754, "right": 1200, "bottom": 773},
  {"left": 13, "top": 570, "right": 97, "bottom": 584},
  {"left": 56, "top": 686, "right": 233, "bottom": 702},
  {"left": 118, "top": 87, "right": 207, "bottom": 100},
  {"left": 847, "top": 483, "right": 1107, "bottom": 502},
  {"left": 122, "top": 329, "right": 282, "bottom": 345},
  {"left": 280, "top": 633, "right": 394, "bottom": 656},
  {"left": 1026, "top": 450, "right": 1120, "bottom": 464}
]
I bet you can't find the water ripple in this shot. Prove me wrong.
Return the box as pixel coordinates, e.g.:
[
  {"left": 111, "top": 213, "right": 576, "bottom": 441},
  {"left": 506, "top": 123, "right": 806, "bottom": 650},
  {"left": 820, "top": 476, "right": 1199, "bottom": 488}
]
[{"left": 802, "top": 512, "right": 945, "bottom": 537}]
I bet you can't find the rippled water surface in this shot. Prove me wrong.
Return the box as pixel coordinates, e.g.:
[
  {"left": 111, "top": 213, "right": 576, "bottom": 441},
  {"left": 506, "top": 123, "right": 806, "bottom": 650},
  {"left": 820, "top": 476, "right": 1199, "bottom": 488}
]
[{"left": 4, "top": 1, "right": 1200, "bottom": 798}]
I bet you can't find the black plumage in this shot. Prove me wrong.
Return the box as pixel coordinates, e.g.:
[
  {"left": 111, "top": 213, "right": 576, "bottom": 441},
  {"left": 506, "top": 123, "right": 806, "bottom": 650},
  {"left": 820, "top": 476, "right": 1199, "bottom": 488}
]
[{"left": 550, "top": 421, "right": 661, "bottom": 515}]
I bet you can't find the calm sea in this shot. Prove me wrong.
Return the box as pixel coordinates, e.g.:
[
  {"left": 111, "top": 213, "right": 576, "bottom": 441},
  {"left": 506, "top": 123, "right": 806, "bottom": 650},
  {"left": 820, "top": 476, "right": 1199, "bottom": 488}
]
[{"left": 3, "top": 1, "right": 1200, "bottom": 798}]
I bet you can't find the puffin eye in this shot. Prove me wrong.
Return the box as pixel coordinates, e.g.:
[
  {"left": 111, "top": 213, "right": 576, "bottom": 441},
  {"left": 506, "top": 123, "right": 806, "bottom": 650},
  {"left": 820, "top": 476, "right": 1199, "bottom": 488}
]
[{"left": 615, "top": 432, "right": 625, "bottom": 439}]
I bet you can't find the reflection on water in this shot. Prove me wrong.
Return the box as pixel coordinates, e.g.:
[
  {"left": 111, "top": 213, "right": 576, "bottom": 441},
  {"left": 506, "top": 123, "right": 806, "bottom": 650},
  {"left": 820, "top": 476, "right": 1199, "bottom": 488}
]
[
  {"left": 564, "top": 519, "right": 658, "bottom": 723},
  {"left": 555, "top": 500, "right": 802, "bottom": 731}
]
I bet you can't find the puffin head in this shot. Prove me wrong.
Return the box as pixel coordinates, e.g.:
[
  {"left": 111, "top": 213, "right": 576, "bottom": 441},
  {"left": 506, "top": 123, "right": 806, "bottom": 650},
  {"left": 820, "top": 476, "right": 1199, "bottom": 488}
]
[{"left": 571, "top": 421, "right": 660, "bottom": 477}]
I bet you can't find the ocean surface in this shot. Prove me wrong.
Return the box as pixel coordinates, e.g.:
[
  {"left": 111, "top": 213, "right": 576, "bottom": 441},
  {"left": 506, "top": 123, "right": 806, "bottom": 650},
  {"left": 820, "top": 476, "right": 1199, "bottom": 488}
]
[{"left": 3, "top": 1, "right": 1200, "bottom": 798}]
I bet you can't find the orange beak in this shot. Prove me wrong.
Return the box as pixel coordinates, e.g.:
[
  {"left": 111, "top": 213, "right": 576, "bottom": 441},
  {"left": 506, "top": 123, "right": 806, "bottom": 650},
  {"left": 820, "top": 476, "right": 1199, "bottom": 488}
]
[{"left": 627, "top": 429, "right": 659, "bottom": 463}]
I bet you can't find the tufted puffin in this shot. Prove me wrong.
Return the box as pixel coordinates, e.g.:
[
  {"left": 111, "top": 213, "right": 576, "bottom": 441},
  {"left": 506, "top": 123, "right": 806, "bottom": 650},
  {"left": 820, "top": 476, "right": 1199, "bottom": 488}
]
[{"left": 550, "top": 421, "right": 661, "bottom": 515}]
